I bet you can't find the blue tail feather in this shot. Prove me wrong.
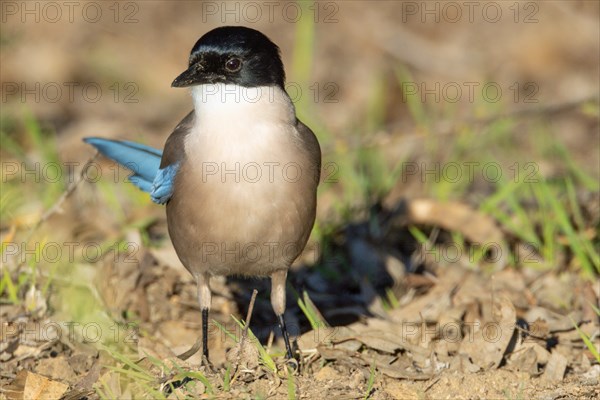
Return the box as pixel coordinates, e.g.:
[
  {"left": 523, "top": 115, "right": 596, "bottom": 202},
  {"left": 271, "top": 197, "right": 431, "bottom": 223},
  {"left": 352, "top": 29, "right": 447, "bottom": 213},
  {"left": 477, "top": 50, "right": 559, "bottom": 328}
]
[{"left": 84, "top": 137, "right": 163, "bottom": 193}]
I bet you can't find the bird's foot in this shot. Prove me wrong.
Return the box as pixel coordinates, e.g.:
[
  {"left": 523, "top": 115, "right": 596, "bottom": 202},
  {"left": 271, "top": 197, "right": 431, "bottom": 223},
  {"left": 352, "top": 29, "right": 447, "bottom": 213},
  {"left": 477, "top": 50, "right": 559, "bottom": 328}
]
[
  {"left": 285, "top": 357, "right": 299, "bottom": 372},
  {"left": 200, "top": 354, "right": 217, "bottom": 374}
]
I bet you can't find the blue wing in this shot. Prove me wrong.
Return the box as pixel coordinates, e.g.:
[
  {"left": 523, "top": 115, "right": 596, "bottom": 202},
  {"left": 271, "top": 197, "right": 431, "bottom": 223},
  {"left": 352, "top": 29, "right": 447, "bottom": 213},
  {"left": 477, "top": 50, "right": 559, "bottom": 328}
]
[
  {"left": 84, "top": 137, "right": 178, "bottom": 204},
  {"left": 150, "top": 163, "right": 179, "bottom": 204}
]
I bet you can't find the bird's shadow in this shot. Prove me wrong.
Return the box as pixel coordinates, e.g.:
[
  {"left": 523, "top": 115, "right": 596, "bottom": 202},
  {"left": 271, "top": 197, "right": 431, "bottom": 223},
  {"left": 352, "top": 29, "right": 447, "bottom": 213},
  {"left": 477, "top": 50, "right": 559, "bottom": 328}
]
[{"left": 227, "top": 199, "right": 426, "bottom": 344}]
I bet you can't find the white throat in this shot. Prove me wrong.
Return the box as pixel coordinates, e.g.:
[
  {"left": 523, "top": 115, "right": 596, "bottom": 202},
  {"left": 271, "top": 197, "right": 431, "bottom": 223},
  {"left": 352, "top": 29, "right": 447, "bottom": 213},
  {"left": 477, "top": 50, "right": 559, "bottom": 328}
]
[
  {"left": 191, "top": 83, "right": 294, "bottom": 124},
  {"left": 185, "top": 83, "right": 297, "bottom": 162}
]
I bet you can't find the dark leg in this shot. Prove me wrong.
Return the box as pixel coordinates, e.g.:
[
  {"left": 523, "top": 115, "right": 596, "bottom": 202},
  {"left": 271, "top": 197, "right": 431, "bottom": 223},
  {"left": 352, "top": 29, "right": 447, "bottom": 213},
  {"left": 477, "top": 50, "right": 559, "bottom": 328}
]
[
  {"left": 202, "top": 308, "right": 209, "bottom": 360},
  {"left": 277, "top": 313, "right": 294, "bottom": 359},
  {"left": 196, "top": 273, "right": 212, "bottom": 362},
  {"left": 271, "top": 270, "right": 294, "bottom": 359}
]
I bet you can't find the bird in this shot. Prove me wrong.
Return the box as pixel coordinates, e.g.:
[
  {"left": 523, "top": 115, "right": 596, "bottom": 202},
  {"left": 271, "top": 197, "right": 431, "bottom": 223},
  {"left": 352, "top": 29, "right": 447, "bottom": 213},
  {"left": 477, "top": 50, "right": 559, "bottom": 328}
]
[{"left": 83, "top": 26, "right": 321, "bottom": 363}]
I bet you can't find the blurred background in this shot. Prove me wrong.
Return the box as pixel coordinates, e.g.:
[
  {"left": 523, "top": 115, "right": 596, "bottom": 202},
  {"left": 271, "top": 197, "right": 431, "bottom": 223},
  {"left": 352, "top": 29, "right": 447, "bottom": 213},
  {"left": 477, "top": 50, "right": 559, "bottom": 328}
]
[
  {"left": 1, "top": 1, "right": 599, "bottom": 397},
  {"left": 2, "top": 1, "right": 598, "bottom": 209}
]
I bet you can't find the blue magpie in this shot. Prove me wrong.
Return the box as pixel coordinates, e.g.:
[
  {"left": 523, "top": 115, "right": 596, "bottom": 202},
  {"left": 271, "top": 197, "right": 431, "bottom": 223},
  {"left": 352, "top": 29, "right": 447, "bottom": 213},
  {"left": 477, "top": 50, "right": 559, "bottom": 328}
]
[{"left": 84, "top": 26, "right": 321, "bottom": 363}]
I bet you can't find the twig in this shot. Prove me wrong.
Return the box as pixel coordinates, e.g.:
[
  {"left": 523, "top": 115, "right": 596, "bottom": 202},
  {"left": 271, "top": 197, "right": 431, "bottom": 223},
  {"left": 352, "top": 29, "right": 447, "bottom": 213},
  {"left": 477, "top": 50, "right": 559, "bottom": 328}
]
[
  {"left": 239, "top": 289, "right": 259, "bottom": 355},
  {"left": 14, "top": 153, "right": 99, "bottom": 273},
  {"left": 424, "top": 376, "right": 441, "bottom": 392},
  {"left": 176, "top": 337, "right": 202, "bottom": 361},
  {"left": 230, "top": 289, "right": 258, "bottom": 384}
]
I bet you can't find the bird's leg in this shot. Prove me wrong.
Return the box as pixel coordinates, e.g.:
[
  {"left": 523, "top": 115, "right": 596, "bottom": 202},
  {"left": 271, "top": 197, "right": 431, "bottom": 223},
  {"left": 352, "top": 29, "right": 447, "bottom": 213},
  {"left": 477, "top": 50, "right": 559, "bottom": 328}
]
[
  {"left": 271, "top": 269, "right": 294, "bottom": 359},
  {"left": 195, "top": 273, "right": 212, "bottom": 362}
]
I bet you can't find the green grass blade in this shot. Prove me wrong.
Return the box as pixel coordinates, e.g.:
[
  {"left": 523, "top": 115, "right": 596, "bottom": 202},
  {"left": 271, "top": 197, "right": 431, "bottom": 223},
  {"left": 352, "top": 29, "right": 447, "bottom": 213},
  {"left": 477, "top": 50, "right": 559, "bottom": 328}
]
[
  {"left": 223, "top": 363, "right": 232, "bottom": 392},
  {"left": 172, "top": 371, "right": 213, "bottom": 395},
  {"left": 570, "top": 317, "right": 600, "bottom": 363},
  {"left": 364, "top": 364, "right": 376, "bottom": 399},
  {"left": 213, "top": 319, "right": 238, "bottom": 343},
  {"left": 287, "top": 366, "right": 297, "bottom": 400}
]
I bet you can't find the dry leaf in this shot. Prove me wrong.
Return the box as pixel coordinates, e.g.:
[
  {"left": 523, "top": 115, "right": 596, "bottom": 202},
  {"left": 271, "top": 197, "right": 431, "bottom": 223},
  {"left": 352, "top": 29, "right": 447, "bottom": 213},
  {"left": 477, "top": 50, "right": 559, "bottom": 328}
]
[
  {"left": 407, "top": 199, "right": 508, "bottom": 268},
  {"left": 508, "top": 346, "right": 539, "bottom": 375},
  {"left": 459, "top": 295, "right": 516, "bottom": 369},
  {"left": 543, "top": 352, "right": 568, "bottom": 382},
  {"left": 4, "top": 370, "right": 68, "bottom": 400},
  {"left": 35, "top": 356, "right": 78, "bottom": 385}
]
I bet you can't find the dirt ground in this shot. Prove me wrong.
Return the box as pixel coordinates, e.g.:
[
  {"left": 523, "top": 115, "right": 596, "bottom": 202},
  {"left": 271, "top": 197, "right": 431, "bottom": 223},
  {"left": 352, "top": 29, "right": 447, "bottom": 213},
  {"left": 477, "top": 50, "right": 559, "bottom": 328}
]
[{"left": 1, "top": 1, "right": 599, "bottom": 399}]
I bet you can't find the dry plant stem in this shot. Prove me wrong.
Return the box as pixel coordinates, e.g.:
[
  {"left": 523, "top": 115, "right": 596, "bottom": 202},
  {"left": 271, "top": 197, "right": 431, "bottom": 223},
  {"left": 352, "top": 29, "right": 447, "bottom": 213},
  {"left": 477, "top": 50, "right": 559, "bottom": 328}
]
[
  {"left": 230, "top": 289, "right": 259, "bottom": 383},
  {"left": 177, "top": 338, "right": 202, "bottom": 361},
  {"left": 14, "top": 153, "right": 99, "bottom": 273},
  {"left": 242, "top": 289, "right": 259, "bottom": 341},
  {"left": 266, "top": 330, "right": 274, "bottom": 353}
]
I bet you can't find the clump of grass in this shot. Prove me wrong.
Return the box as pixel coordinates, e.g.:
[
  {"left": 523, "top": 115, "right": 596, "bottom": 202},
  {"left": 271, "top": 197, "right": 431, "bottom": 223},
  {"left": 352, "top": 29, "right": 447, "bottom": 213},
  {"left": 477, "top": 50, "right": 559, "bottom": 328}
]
[
  {"left": 95, "top": 346, "right": 214, "bottom": 399},
  {"left": 1, "top": 113, "right": 65, "bottom": 308},
  {"left": 298, "top": 290, "right": 329, "bottom": 330},
  {"left": 481, "top": 175, "right": 598, "bottom": 275},
  {"left": 363, "top": 364, "right": 376, "bottom": 400},
  {"left": 222, "top": 363, "right": 232, "bottom": 392},
  {"left": 572, "top": 303, "right": 600, "bottom": 363}
]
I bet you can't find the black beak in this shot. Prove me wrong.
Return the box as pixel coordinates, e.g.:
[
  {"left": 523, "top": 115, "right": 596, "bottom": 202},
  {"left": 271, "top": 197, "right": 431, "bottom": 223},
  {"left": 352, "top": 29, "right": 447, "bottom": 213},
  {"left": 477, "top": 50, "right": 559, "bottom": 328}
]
[
  {"left": 171, "top": 65, "right": 201, "bottom": 88},
  {"left": 172, "top": 63, "right": 225, "bottom": 88}
]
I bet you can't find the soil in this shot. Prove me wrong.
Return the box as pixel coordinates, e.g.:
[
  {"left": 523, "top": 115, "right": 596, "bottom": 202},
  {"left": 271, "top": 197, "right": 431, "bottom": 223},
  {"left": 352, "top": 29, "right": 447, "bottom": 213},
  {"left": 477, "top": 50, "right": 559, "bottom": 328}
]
[{"left": 1, "top": 2, "right": 599, "bottom": 399}]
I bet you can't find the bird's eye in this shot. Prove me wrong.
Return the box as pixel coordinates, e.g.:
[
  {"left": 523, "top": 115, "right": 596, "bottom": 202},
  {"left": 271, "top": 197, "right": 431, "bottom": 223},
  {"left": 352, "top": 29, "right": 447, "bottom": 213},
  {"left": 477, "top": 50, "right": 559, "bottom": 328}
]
[{"left": 225, "top": 57, "right": 242, "bottom": 72}]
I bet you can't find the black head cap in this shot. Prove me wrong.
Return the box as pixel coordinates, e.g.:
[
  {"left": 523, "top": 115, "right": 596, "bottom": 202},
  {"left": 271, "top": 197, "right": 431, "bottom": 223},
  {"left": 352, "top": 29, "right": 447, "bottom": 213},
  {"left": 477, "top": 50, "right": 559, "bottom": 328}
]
[{"left": 172, "top": 26, "right": 285, "bottom": 89}]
